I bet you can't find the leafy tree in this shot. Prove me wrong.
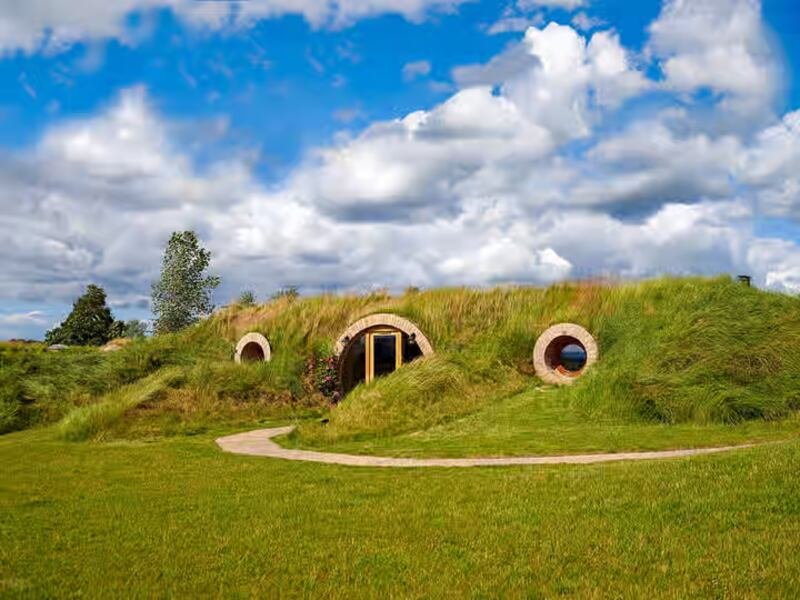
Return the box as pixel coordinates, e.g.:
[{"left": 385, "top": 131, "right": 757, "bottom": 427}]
[
  {"left": 123, "top": 320, "right": 148, "bottom": 339},
  {"left": 238, "top": 290, "right": 256, "bottom": 306},
  {"left": 271, "top": 286, "right": 299, "bottom": 301},
  {"left": 45, "top": 285, "right": 116, "bottom": 346},
  {"left": 151, "top": 231, "right": 220, "bottom": 334},
  {"left": 108, "top": 320, "right": 126, "bottom": 340}
]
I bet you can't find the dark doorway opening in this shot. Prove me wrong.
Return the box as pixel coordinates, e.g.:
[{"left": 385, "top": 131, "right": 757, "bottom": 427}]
[
  {"left": 240, "top": 341, "right": 266, "bottom": 362},
  {"left": 340, "top": 327, "right": 425, "bottom": 393}
]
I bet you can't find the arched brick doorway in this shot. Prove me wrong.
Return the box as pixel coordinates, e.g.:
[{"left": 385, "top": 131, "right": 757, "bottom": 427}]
[{"left": 335, "top": 314, "right": 433, "bottom": 393}]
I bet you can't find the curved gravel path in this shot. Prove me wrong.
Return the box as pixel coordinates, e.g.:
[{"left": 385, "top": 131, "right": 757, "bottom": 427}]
[{"left": 216, "top": 426, "right": 757, "bottom": 468}]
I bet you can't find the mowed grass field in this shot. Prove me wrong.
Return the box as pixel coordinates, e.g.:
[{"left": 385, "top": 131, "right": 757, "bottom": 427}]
[{"left": 2, "top": 425, "right": 800, "bottom": 597}]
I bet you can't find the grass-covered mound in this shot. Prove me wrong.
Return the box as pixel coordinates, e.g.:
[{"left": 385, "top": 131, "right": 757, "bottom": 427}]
[
  {"left": 0, "top": 327, "right": 233, "bottom": 435},
  {"left": 0, "top": 325, "right": 315, "bottom": 438},
  {"left": 2, "top": 276, "right": 799, "bottom": 447},
  {"left": 292, "top": 276, "right": 800, "bottom": 447}
]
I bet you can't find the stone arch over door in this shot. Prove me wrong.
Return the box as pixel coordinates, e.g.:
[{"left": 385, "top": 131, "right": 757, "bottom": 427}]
[
  {"left": 335, "top": 313, "right": 434, "bottom": 393},
  {"left": 334, "top": 313, "right": 434, "bottom": 356}
]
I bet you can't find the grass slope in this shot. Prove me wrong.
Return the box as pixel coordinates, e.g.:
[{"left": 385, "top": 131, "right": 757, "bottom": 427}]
[
  {"left": 288, "top": 388, "right": 800, "bottom": 457},
  {"left": 2, "top": 427, "right": 800, "bottom": 597},
  {"left": 293, "top": 277, "right": 800, "bottom": 448},
  {"left": 2, "top": 276, "right": 799, "bottom": 453},
  {"left": 0, "top": 330, "right": 230, "bottom": 434},
  {"left": 58, "top": 368, "right": 185, "bottom": 441}
]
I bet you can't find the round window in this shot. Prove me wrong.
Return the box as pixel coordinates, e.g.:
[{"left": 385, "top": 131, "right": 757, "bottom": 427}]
[
  {"left": 533, "top": 323, "right": 598, "bottom": 385},
  {"left": 559, "top": 342, "right": 587, "bottom": 372},
  {"left": 543, "top": 335, "right": 588, "bottom": 376}
]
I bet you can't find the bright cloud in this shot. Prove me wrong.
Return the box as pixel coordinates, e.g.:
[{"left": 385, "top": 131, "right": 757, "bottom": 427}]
[
  {"left": 740, "top": 110, "right": 800, "bottom": 217},
  {"left": 0, "top": 311, "right": 48, "bottom": 326},
  {"left": 647, "top": 0, "right": 779, "bottom": 120},
  {"left": 0, "top": 0, "right": 799, "bottom": 340},
  {"left": 456, "top": 23, "right": 647, "bottom": 141},
  {"left": 0, "top": 0, "right": 471, "bottom": 54}
]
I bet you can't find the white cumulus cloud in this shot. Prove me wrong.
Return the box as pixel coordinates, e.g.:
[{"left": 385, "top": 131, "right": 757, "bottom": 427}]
[
  {"left": 647, "top": 0, "right": 779, "bottom": 122},
  {"left": 0, "top": 0, "right": 471, "bottom": 55},
  {"left": 1, "top": 7, "right": 800, "bottom": 339},
  {"left": 739, "top": 110, "right": 800, "bottom": 217}
]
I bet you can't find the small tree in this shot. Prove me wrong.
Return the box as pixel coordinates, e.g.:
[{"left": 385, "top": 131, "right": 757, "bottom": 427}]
[
  {"left": 108, "top": 320, "right": 126, "bottom": 340},
  {"left": 238, "top": 290, "right": 256, "bottom": 307},
  {"left": 123, "top": 320, "right": 148, "bottom": 339},
  {"left": 45, "top": 284, "right": 116, "bottom": 346},
  {"left": 151, "top": 231, "right": 220, "bottom": 334},
  {"left": 271, "top": 286, "right": 299, "bottom": 301}
]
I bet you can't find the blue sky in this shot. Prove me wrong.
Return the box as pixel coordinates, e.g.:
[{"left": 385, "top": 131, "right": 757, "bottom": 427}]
[{"left": 1, "top": 0, "right": 800, "bottom": 339}]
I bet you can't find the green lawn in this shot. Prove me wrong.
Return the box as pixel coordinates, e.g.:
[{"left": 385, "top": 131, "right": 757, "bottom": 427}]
[
  {"left": 3, "top": 425, "right": 800, "bottom": 597},
  {"left": 288, "top": 388, "right": 800, "bottom": 458}
]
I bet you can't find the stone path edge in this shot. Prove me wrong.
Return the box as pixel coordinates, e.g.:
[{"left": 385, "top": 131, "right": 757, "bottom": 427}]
[{"left": 215, "top": 426, "right": 759, "bottom": 468}]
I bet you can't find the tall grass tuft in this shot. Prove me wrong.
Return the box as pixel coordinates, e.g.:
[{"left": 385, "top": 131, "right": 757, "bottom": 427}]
[
  {"left": 299, "top": 355, "right": 525, "bottom": 444},
  {"left": 58, "top": 368, "right": 185, "bottom": 441}
]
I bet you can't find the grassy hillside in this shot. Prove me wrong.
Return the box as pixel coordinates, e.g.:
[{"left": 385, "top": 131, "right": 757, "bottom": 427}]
[
  {"left": 0, "top": 328, "right": 231, "bottom": 435},
  {"left": 216, "top": 276, "right": 800, "bottom": 442},
  {"left": 2, "top": 276, "right": 799, "bottom": 449}
]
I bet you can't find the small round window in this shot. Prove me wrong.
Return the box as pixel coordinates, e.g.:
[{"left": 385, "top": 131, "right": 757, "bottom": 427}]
[
  {"left": 559, "top": 342, "right": 587, "bottom": 372},
  {"left": 234, "top": 332, "right": 272, "bottom": 364},
  {"left": 533, "top": 324, "right": 597, "bottom": 385},
  {"left": 544, "top": 336, "right": 588, "bottom": 376}
]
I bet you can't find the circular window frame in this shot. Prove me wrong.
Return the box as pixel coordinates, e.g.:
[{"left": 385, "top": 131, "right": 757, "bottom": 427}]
[
  {"left": 533, "top": 323, "right": 598, "bottom": 385},
  {"left": 234, "top": 332, "right": 272, "bottom": 364}
]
